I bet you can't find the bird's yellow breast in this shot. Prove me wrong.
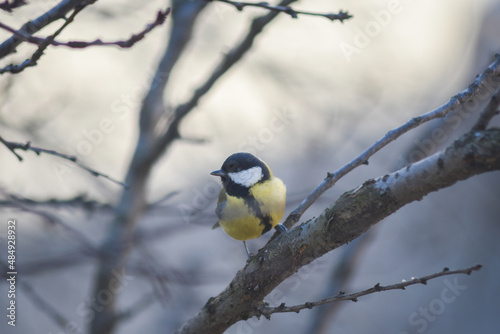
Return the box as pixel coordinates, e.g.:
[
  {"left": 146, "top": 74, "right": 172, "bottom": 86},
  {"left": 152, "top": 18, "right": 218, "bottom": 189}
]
[{"left": 217, "top": 177, "right": 286, "bottom": 241}]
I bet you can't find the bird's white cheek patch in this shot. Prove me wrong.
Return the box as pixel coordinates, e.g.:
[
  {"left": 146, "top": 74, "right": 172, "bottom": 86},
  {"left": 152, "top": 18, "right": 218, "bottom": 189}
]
[{"left": 229, "top": 167, "right": 263, "bottom": 187}]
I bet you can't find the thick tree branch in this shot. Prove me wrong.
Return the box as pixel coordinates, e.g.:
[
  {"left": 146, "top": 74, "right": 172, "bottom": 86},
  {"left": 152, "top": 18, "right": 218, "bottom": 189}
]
[
  {"left": 211, "top": 0, "right": 352, "bottom": 22},
  {"left": 175, "top": 128, "right": 500, "bottom": 334},
  {"left": 0, "top": 136, "right": 127, "bottom": 187},
  {"left": 258, "top": 265, "right": 482, "bottom": 317},
  {"left": 283, "top": 54, "right": 500, "bottom": 229}
]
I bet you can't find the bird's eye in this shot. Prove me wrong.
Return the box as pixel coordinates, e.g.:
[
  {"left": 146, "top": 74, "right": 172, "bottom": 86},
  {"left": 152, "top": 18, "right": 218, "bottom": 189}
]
[{"left": 227, "top": 162, "right": 241, "bottom": 172}]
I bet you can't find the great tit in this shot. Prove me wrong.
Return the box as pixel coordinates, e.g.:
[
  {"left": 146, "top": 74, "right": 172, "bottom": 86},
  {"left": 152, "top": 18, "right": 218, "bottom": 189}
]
[{"left": 211, "top": 152, "right": 287, "bottom": 257}]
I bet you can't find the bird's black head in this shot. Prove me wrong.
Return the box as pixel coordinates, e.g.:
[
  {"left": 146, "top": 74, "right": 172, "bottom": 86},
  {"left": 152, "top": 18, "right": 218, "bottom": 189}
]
[{"left": 210, "top": 152, "right": 271, "bottom": 197}]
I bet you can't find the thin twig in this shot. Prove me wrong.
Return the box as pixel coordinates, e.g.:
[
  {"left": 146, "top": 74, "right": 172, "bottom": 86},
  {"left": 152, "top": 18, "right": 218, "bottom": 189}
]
[
  {"left": 211, "top": 0, "right": 352, "bottom": 22},
  {"left": 0, "top": 136, "right": 127, "bottom": 188},
  {"left": 472, "top": 87, "right": 500, "bottom": 131},
  {"left": 0, "top": 8, "right": 170, "bottom": 49},
  {"left": 0, "top": 0, "right": 95, "bottom": 74},
  {"left": 305, "top": 233, "right": 373, "bottom": 333},
  {"left": 283, "top": 54, "right": 500, "bottom": 229},
  {"left": 258, "top": 265, "right": 482, "bottom": 318},
  {"left": 0, "top": 0, "right": 81, "bottom": 58}
]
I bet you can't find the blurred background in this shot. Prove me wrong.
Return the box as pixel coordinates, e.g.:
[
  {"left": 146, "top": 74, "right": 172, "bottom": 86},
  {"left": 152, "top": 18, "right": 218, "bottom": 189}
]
[{"left": 1, "top": 0, "right": 499, "bottom": 333}]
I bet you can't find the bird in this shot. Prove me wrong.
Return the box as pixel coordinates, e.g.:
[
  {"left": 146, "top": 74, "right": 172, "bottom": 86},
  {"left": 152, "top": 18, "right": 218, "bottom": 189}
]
[{"left": 210, "top": 152, "right": 287, "bottom": 257}]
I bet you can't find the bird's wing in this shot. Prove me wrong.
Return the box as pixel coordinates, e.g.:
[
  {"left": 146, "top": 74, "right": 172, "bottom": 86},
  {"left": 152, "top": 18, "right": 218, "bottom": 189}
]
[{"left": 212, "top": 189, "right": 227, "bottom": 229}]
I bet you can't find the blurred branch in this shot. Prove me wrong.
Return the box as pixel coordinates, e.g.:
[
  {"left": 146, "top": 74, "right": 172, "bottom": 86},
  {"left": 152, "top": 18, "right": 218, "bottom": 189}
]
[
  {"left": 90, "top": 1, "right": 209, "bottom": 333},
  {"left": 136, "top": 0, "right": 211, "bottom": 154},
  {"left": 0, "top": 193, "right": 112, "bottom": 211},
  {"left": 146, "top": 190, "right": 180, "bottom": 209},
  {"left": 0, "top": 136, "right": 127, "bottom": 188},
  {"left": 283, "top": 54, "right": 500, "bottom": 230},
  {"left": 117, "top": 292, "right": 157, "bottom": 322},
  {"left": 0, "top": 253, "right": 89, "bottom": 278},
  {"left": 258, "top": 265, "right": 482, "bottom": 317},
  {"left": 0, "top": 0, "right": 26, "bottom": 12},
  {"left": 3, "top": 191, "right": 101, "bottom": 258},
  {"left": 0, "top": 8, "right": 170, "bottom": 49},
  {"left": 472, "top": 87, "right": 500, "bottom": 131},
  {"left": 210, "top": 0, "right": 352, "bottom": 22},
  {"left": 149, "top": 0, "right": 298, "bottom": 162},
  {"left": 134, "top": 246, "right": 173, "bottom": 303},
  {"left": 176, "top": 128, "right": 500, "bottom": 334},
  {"left": 20, "top": 280, "right": 71, "bottom": 330}
]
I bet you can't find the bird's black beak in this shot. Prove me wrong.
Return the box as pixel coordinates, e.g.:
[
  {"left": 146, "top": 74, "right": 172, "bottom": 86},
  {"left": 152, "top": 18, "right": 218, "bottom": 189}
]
[{"left": 210, "top": 169, "right": 226, "bottom": 177}]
